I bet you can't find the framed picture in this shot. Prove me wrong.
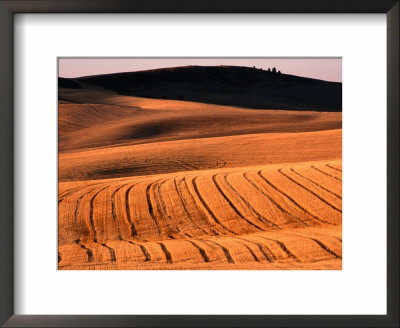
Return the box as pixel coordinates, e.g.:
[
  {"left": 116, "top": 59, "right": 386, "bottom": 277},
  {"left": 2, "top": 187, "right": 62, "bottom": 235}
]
[
  {"left": 58, "top": 56, "right": 343, "bottom": 271},
  {"left": 0, "top": 0, "right": 398, "bottom": 327}
]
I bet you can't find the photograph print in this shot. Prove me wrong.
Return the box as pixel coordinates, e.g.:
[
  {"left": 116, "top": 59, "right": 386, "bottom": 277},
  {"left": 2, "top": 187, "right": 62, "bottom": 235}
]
[{"left": 58, "top": 58, "right": 342, "bottom": 270}]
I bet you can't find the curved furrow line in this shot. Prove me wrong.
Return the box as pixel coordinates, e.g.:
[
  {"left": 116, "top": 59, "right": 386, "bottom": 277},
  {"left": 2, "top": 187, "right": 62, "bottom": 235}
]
[
  {"left": 180, "top": 177, "right": 219, "bottom": 236},
  {"left": 89, "top": 186, "right": 109, "bottom": 243},
  {"left": 145, "top": 180, "right": 163, "bottom": 234},
  {"left": 155, "top": 179, "right": 181, "bottom": 235},
  {"left": 73, "top": 188, "right": 90, "bottom": 224},
  {"left": 216, "top": 158, "right": 227, "bottom": 169},
  {"left": 258, "top": 170, "right": 334, "bottom": 226},
  {"left": 158, "top": 242, "right": 173, "bottom": 263},
  {"left": 198, "top": 238, "right": 235, "bottom": 264},
  {"left": 73, "top": 185, "right": 104, "bottom": 230},
  {"left": 126, "top": 240, "right": 151, "bottom": 262},
  {"left": 326, "top": 164, "right": 342, "bottom": 172},
  {"left": 278, "top": 169, "right": 342, "bottom": 213},
  {"left": 310, "top": 238, "right": 342, "bottom": 259},
  {"left": 290, "top": 168, "right": 342, "bottom": 200},
  {"left": 170, "top": 161, "right": 191, "bottom": 171},
  {"left": 191, "top": 176, "right": 237, "bottom": 235},
  {"left": 170, "top": 160, "right": 199, "bottom": 171},
  {"left": 59, "top": 185, "right": 89, "bottom": 203},
  {"left": 59, "top": 186, "right": 79, "bottom": 199},
  {"left": 173, "top": 177, "right": 209, "bottom": 235},
  {"left": 59, "top": 182, "right": 103, "bottom": 204},
  {"left": 234, "top": 240, "right": 260, "bottom": 262},
  {"left": 311, "top": 166, "right": 342, "bottom": 182},
  {"left": 234, "top": 237, "right": 273, "bottom": 262},
  {"left": 286, "top": 229, "right": 342, "bottom": 244},
  {"left": 125, "top": 183, "right": 144, "bottom": 237},
  {"left": 59, "top": 186, "right": 84, "bottom": 203},
  {"left": 111, "top": 182, "right": 131, "bottom": 240},
  {"left": 75, "top": 238, "right": 94, "bottom": 262},
  {"left": 243, "top": 172, "right": 309, "bottom": 227},
  {"left": 101, "top": 243, "right": 117, "bottom": 262},
  {"left": 111, "top": 183, "right": 131, "bottom": 223},
  {"left": 223, "top": 174, "right": 281, "bottom": 229},
  {"left": 210, "top": 242, "right": 235, "bottom": 264},
  {"left": 186, "top": 240, "right": 210, "bottom": 263},
  {"left": 281, "top": 231, "right": 342, "bottom": 260},
  {"left": 58, "top": 252, "right": 62, "bottom": 264},
  {"left": 210, "top": 229, "right": 219, "bottom": 236},
  {"left": 256, "top": 236, "right": 299, "bottom": 262},
  {"left": 183, "top": 162, "right": 199, "bottom": 170},
  {"left": 211, "top": 174, "right": 264, "bottom": 231}
]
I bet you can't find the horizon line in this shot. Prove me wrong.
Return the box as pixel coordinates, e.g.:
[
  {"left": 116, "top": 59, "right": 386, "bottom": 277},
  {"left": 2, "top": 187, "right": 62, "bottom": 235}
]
[{"left": 59, "top": 64, "right": 342, "bottom": 83}]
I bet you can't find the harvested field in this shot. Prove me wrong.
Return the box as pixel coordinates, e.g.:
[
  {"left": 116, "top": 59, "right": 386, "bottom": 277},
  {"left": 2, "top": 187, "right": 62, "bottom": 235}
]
[
  {"left": 58, "top": 66, "right": 341, "bottom": 270},
  {"left": 59, "top": 160, "right": 342, "bottom": 270}
]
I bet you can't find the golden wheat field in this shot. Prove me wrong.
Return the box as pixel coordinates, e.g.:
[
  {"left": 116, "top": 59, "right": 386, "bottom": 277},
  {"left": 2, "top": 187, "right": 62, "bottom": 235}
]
[
  {"left": 58, "top": 68, "right": 342, "bottom": 270},
  {"left": 59, "top": 160, "right": 342, "bottom": 270},
  {"left": 58, "top": 98, "right": 342, "bottom": 270}
]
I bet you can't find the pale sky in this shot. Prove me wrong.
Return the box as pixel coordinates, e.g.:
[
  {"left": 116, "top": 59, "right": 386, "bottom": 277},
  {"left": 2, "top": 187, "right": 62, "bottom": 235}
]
[{"left": 59, "top": 58, "right": 342, "bottom": 82}]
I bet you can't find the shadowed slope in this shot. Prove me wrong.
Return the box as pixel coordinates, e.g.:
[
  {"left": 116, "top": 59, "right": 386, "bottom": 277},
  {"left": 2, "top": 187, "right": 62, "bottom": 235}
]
[{"left": 59, "top": 94, "right": 341, "bottom": 152}]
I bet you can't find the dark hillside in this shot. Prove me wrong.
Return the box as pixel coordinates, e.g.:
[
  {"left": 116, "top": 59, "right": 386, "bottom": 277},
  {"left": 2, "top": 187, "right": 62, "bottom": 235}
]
[{"left": 60, "top": 65, "right": 342, "bottom": 111}]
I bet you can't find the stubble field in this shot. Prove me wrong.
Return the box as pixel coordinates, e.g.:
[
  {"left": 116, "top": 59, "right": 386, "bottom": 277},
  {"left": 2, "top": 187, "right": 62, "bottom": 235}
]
[{"left": 58, "top": 87, "right": 342, "bottom": 270}]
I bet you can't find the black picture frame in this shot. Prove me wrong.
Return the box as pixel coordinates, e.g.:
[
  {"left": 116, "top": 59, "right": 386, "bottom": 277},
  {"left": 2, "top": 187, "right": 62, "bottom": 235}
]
[{"left": 0, "top": 1, "right": 398, "bottom": 327}]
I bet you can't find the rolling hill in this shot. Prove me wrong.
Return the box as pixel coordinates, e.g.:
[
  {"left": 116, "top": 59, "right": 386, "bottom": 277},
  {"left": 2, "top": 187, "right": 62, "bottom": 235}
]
[
  {"left": 58, "top": 65, "right": 342, "bottom": 270},
  {"left": 59, "top": 65, "right": 342, "bottom": 111}
]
